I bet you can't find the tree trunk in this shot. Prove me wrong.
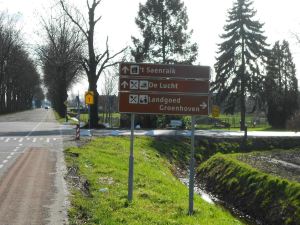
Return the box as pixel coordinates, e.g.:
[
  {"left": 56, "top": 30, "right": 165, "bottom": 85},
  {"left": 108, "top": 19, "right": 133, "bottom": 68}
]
[
  {"left": 240, "top": 81, "right": 246, "bottom": 131},
  {"left": 240, "top": 35, "right": 246, "bottom": 131},
  {"left": 89, "top": 80, "right": 99, "bottom": 127}
]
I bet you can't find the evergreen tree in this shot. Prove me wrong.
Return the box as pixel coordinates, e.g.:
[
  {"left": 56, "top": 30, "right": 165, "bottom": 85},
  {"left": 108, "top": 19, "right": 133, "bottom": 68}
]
[
  {"left": 265, "top": 40, "right": 298, "bottom": 128},
  {"left": 131, "top": 0, "right": 198, "bottom": 128},
  {"left": 212, "top": 0, "right": 268, "bottom": 130},
  {"left": 131, "top": 0, "right": 198, "bottom": 64}
]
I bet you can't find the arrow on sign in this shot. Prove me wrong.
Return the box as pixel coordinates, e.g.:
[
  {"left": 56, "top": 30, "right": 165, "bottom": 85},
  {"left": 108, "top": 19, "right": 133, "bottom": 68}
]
[
  {"left": 122, "top": 66, "right": 129, "bottom": 74},
  {"left": 121, "top": 81, "right": 129, "bottom": 89},
  {"left": 200, "top": 102, "right": 207, "bottom": 109}
]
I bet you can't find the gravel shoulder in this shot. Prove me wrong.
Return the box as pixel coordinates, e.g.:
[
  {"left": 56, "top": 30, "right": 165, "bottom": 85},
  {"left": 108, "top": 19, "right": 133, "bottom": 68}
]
[{"left": 237, "top": 149, "right": 300, "bottom": 182}]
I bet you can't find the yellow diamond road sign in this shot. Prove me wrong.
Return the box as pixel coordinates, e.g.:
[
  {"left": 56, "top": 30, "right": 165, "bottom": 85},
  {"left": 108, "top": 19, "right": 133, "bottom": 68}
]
[
  {"left": 85, "top": 91, "right": 94, "bottom": 105},
  {"left": 212, "top": 105, "right": 220, "bottom": 118}
]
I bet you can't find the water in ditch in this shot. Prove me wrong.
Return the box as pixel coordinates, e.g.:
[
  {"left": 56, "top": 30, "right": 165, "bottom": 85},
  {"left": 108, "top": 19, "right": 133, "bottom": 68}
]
[{"left": 178, "top": 175, "right": 263, "bottom": 225}]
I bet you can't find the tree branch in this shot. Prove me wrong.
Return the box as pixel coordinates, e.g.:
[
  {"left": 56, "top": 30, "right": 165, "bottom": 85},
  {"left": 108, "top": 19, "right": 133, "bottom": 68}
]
[
  {"left": 292, "top": 32, "right": 300, "bottom": 44},
  {"left": 94, "top": 16, "right": 102, "bottom": 25},
  {"left": 60, "top": 0, "right": 88, "bottom": 38},
  {"left": 82, "top": 57, "right": 90, "bottom": 73},
  {"left": 96, "top": 46, "right": 127, "bottom": 79}
]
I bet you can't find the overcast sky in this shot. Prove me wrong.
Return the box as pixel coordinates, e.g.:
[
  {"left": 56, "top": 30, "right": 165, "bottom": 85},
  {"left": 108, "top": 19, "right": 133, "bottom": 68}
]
[{"left": 1, "top": 0, "right": 300, "bottom": 94}]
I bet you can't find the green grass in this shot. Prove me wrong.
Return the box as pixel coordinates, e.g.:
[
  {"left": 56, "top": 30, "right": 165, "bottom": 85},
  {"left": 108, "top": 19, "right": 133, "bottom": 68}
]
[
  {"left": 79, "top": 113, "right": 89, "bottom": 123},
  {"left": 197, "top": 153, "right": 300, "bottom": 225},
  {"left": 54, "top": 111, "right": 79, "bottom": 125},
  {"left": 53, "top": 111, "right": 67, "bottom": 124},
  {"left": 79, "top": 113, "right": 120, "bottom": 126},
  {"left": 65, "top": 136, "right": 244, "bottom": 225},
  {"left": 184, "top": 114, "right": 275, "bottom": 131}
]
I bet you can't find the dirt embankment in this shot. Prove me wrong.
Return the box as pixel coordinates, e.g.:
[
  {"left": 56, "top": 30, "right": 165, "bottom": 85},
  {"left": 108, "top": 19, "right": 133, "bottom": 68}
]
[{"left": 238, "top": 149, "right": 300, "bottom": 183}]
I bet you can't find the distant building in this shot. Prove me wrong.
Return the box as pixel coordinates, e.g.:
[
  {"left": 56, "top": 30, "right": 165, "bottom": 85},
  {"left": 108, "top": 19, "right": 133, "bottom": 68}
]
[{"left": 98, "top": 95, "right": 118, "bottom": 113}]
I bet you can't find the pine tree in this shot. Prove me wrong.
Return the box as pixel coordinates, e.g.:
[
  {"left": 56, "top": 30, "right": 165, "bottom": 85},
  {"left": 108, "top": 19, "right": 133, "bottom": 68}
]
[
  {"left": 131, "top": 0, "right": 198, "bottom": 128},
  {"left": 131, "top": 0, "right": 198, "bottom": 64},
  {"left": 212, "top": 0, "right": 268, "bottom": 130},
  {"left": 265, "top": 40, "right": 298, "bottom": 128}
]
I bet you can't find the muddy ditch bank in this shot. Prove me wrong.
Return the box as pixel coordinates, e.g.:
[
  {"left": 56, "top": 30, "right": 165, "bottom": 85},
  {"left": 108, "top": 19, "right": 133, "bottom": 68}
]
[
  {"left": 197, "top": 154, "right": 300, "bottom": 225},
  {"left": 238, "top": 149, "right": 300, "bottom": 183}
]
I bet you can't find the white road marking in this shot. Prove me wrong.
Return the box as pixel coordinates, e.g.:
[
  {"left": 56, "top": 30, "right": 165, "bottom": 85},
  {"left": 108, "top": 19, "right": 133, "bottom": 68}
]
[
  {"left": 19, "top": 138, "right": 23, "bottom": 142},
  {"left": 53, "top": 138, "right": 57, "bottom": 141},
  {"left": 5, "top": 138, "right": 9, "bottom": 142},
  {"left": 40, "top": 138, "right": 44, "bottom": 141},
  {"left": 10, "top": 152, "right": 15, "bottom": 156},
  {"left": 25, "top": 110, "right": 49, "bottom": 138},
  {"left": 3, "top": 160, "right": 8, "bottom": 164},
  {"left": 19, "top": 144, "right": 23, "bottom": 146},
  {"left": 7, "top": 155, "right": 11, "bottom": 159},
  {"left": 46, "top": 138, "right": 50, "bottom": 143},
  {"left": 0, "top": 164, "right": 3, "bottom": 169},
  {"left": 0, "top": 137, "right": 4, "bottom": 140},
  {"left": 33, "top": 138, "right": 37, "bottom": 143},
  {"left": 14, "top": 138, "right": 17, "bottom": 141},
  {"left": 26, "top": 138, "right": 30, "bottom": 140}
]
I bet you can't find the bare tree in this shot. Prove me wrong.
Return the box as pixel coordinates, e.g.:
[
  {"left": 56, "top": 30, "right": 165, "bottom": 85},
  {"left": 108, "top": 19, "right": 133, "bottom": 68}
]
[
  {"left": 37, "top": 14, "right": 83, "bottom": 117},
  {"left": 59, "top": 0, "right": 126, "bottom": 127},
  {"left": 100, "top": 69, "right": 118, "bottom": 125},
  {"left": 293, "top": 31, "right": 300, "bottom": 45}
]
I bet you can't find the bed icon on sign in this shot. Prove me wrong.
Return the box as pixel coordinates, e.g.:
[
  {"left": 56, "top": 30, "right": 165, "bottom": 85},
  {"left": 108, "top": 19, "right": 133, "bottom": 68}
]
[
  {"left": 139, "top": 80, "right": 149, "bottom": 90},
  {"left": 139, "top": 95, "right": 149, "bottom": 104}
]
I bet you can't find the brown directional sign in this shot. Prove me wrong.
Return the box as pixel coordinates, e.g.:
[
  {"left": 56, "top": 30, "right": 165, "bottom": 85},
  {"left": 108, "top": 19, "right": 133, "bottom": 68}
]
[
  {"left": 119, "top": 77, "right": 209, "bottom": 93},
  {"left": 119, "top": 93, "right": 209, "bottom": 115},
  {"left": 120, "top": 62, "right": 210, "bottom": 79}
]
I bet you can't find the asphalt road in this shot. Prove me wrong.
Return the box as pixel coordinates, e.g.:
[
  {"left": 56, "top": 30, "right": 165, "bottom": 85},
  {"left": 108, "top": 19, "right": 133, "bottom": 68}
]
[
  {"left": 91, "top": 128, "right": 300, "bottom": 137},
  {"left": 0, "top": 108, "right": 70, "bottom": 225}
]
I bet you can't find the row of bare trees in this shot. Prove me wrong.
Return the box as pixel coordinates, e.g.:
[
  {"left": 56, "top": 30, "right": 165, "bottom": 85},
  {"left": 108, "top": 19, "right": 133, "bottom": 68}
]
[
  {"left": 0, "top": 12, "right": 43, "bottom": 114},
  {"left": 37, "top": 0, "right": 125, "bottom": 125}
]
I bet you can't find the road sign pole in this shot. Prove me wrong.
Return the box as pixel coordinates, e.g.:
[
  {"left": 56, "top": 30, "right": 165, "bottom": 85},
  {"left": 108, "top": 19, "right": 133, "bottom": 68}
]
[
  {"left": 88, "top": 105, "right": 91, "bottom": 130},
  {"left": 128, "top": 113, "right": 135, "bottom": 202},
  {"left": 77, "top": 93, "right": 80, "bottom": 124},
  {"left": 188, "top": 115, "right": 196, "bottom": 215}
]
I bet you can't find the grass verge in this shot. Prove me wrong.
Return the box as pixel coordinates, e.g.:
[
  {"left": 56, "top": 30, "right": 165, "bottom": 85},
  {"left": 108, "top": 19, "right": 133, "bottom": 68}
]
[
  {"left": 53, "top": 111, "right": 66, "bottom": 123},
  {"left": 197, "top": 153, "right": 300, "bottom": 225},
  {"left": 65, "top": 136, "right": 244, "bottom": 225}
]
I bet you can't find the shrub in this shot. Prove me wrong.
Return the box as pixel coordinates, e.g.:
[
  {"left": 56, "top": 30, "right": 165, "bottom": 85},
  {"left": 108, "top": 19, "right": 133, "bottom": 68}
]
[{"left": 286, "top": 111, "right": 300, "bottom": 131}]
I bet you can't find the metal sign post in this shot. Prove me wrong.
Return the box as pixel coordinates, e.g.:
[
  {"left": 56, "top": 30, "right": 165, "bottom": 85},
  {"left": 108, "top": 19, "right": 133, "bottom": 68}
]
[
  {"left": 128, "top": 113, "right": 135, "bottom": 202},
  {"left": 188, "top": 115, "right": 196, "bottom": 215},
  {"left": 88, "top": 105, "right": 91, "bottom": 130},
  {"left": 75, "top": 94, "right": 80, "bottom": 140}
]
